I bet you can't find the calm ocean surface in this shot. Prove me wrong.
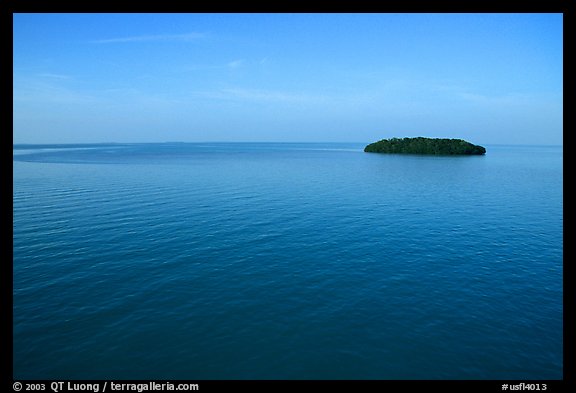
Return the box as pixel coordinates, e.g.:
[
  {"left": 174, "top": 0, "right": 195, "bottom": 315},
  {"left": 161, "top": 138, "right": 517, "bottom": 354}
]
[{"left": 13, "top": 143, "right": 563, "bottom": 380}]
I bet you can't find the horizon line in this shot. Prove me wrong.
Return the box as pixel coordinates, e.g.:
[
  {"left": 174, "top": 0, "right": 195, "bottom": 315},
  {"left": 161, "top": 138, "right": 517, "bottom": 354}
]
[{"left": 12, "top": 141, "right": 563, "bottom": 148}]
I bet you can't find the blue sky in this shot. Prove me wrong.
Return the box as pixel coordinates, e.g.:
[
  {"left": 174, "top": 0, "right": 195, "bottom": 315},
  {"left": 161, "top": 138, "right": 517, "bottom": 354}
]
[{"left": 13, "top": 13, "right": 563, "bottom": 145}]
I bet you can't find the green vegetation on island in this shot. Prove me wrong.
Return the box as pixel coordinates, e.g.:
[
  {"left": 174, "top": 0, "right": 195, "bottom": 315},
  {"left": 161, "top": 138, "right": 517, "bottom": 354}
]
[{"left": 364, "top": 137, "right": 486, "bottom": 155}]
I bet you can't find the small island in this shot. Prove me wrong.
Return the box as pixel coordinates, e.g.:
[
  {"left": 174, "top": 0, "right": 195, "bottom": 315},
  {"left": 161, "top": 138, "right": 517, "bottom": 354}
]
[{"left": 364, "top": 137, "right": 486, "bottom": 155}]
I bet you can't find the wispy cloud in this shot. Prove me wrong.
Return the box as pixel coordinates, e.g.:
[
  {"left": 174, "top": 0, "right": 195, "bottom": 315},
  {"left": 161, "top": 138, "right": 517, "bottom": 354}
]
[
  {"left": 35, "top": 73, "right": 72, "bottom": 80},
  {"left": 13, "top": 79, "right": 97, "bottom": 105},
  {"left": 227, "top": 59, "right": 246, "bottom": 69},
  {"left": 199, "top": 88, "right": 331, "bottom": 104},
  {"left": 457, "top": 91, "right": 541, "bottom": 107},
  {"left": 91, "top": 32, "right": 206, "bottom": 44}
]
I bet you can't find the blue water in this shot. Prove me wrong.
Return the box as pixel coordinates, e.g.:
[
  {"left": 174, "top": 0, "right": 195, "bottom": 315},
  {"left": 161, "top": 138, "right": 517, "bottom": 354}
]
[{"left": 13, "top": 143, "right": 563, "bottom": 380}]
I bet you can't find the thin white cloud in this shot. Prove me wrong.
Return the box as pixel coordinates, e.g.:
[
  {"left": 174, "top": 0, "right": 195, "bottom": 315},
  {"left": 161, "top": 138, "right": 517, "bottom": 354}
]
[
  {"left": 458, "top": 91, "right": 539, "bottom": 107},
  {"left": 227, "top": 59, "right": 246, "bottom": 69},
  {"left": 35, "top": 73, "right": 72, "bottom": 80},
  {"left": 13, "top": 80, "right": 96, "bottom": 104},
  {"left": 205, "top": 88, "right": 331, "bottom": 104},
  {"left": 91, "top": 32, "right": 206, "bottom": 44}
]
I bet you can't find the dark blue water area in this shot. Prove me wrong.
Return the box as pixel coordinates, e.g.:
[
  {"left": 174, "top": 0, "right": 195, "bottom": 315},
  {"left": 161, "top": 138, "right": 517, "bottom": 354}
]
[{"left": 13, "top": 143, "right": 563, "bottom": 379}]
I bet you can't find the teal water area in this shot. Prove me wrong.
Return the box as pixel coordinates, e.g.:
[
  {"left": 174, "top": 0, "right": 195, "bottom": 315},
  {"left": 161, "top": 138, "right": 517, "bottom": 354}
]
[{"left": 13, "top": 143, "right": 563, "bottom": 379}]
